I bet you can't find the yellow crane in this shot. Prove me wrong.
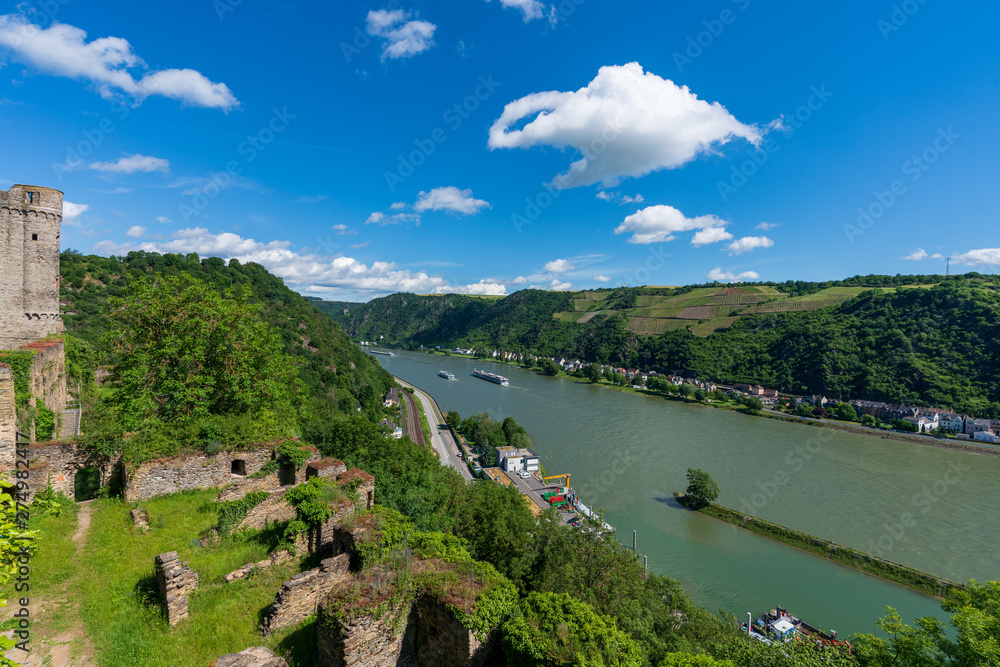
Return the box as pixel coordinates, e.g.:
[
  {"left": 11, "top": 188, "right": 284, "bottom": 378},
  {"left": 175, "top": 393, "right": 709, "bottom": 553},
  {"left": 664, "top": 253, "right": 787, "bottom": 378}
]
[{"left": 543, "top": 473, "right": 570, "bottom": 489}]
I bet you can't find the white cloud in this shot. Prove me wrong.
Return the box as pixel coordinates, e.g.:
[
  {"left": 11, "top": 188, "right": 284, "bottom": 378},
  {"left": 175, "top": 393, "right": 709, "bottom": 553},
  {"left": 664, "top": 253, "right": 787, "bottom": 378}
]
[
  {"left": 89, "top": 153, "right": 169, "bottom": 174},
  {"left": 332, "top": 224, "right": 348, "bottom": 232},
  {"left": 366, "top": 211, "right": 420, "bottom": 226},
  {"left": 511, "top": 276, "right": 529, "bottom": 285},
  {"left": 62, "top": 201, "right": 88, "bottom": 219},
  {"left": 91, "top": 227, "right": 503, "bottom": 299},
  {"left": 390, "top": 201, "right": 406, "bottom": 210},
  {"left": 953, "top": 248, "right": 1000, "bottom": 267},
  {"left": 726, "top": 236, "right": 774, "bottom": 255},
  {"left": 529, "top": 278, "right": 573, "bottom": 291},
  {"left": 692, "top": 227, "right": 734, "bottom": 247},
  {"left": 901, "top": 248, "right": 943, "bottom": 261},
  {"left": 615, "top": 204, "right": 728, "bottom": 245},
  {"left": 365, "top": 9, "right": 436, "bottom": 61},
  {"left": 0, "top": 15, "right": 238, "bottom": 110},
  {"left": 295, "top": 195, "right": 329, "bottom": 204},
  {"left": 124, "top": 225, "right": 146, "bottom": 238},
  {"left": 593, "top": 274, "right": 612, "bottom": 282},
  {"left": 156, "top": 216, "right": 172, "bottom": 224},
  {"left": 486, "top": 0, "right": 546, "bottom": 22},
  {"left": 414, "top": 186, "right": 490, "bottom": 215},
  {"left": 708, "top": 268, "right": 760, "bottom": 283},
  {"left": 544, "top": 258, "right": 575, "bottom": 273},
  {"left": 596, "top": 190, "right": 644, "bottom": 205},
  {"left": 756, "top": 222, "right": 780, "bottom": 231},
  {"left": 488, "top": 62, "right": 761, "bottom": 189}
]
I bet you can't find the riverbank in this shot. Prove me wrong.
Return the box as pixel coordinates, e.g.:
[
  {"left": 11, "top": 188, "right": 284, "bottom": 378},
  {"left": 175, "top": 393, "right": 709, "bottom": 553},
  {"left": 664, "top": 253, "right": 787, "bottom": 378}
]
[
  {"left": 677, "top": 493, "right": 961, "bottom": 598},
  {"left": 411, "top": 351, "right": 1000, "bottom": 459}
]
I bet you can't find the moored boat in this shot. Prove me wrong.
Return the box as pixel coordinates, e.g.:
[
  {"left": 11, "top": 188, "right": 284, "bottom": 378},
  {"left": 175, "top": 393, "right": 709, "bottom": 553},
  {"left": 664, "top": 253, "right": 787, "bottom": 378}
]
[{"left": 743, "top": 607, "right": 851, "bottom": 653}]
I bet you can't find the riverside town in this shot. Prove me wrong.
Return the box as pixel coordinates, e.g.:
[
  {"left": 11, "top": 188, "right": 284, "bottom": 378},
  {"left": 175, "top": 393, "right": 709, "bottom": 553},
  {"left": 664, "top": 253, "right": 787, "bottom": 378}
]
[{"left": 1, "top": 3, "right": 998, "bottom": 666}]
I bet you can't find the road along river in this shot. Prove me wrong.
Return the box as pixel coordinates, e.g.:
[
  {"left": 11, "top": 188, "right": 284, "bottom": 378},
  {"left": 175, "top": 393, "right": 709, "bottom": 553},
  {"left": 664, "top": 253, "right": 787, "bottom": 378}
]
[{"left": 374, "top": 350, "right": 1000, "bottom": 636}]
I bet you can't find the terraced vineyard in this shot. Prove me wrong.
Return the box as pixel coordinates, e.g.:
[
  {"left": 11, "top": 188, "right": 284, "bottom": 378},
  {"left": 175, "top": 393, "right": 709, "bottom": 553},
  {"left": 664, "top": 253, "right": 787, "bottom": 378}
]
[{"left": 552, "top": 284, "right": 916, "bottom": 338}]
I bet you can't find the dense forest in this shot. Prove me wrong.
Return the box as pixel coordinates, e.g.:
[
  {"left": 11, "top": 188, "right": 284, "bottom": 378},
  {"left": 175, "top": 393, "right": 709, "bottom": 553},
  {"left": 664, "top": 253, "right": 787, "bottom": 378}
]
[{"left": 326, "top": 274, "right": 1000, "bottom": 416}]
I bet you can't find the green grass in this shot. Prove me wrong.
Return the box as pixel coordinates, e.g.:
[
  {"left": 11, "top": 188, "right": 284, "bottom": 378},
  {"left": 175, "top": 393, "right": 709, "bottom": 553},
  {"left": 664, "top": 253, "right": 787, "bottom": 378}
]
[{"left": 73, "top": 489, "right": 319, "bottom": 667}]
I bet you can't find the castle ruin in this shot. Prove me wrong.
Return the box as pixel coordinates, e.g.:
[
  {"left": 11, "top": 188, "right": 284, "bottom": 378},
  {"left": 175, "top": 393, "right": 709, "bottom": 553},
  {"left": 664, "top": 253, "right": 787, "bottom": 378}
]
[{"left": 0, "top": 184, "right": 64, "bottom": 349}]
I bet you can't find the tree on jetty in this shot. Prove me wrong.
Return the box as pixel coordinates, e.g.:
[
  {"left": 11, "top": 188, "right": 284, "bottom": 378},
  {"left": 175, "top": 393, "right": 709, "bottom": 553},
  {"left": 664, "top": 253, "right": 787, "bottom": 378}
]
[{"left": 685, "top": 469, "right": 720, "bottom": 508}]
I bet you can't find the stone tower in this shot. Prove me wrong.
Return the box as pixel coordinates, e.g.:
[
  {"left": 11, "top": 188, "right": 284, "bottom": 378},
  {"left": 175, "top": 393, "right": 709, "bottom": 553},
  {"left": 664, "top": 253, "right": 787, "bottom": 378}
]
[{"left": 0, "top": 184, "right": 64, "bottom": 350}]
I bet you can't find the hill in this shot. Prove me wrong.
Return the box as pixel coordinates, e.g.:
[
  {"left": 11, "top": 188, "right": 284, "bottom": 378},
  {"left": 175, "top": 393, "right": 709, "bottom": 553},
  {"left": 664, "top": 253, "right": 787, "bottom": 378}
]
[
  {"left": 59, "top": 250, "right": 394, "bottom": 415},
  {"left": 331, "top": 274, "right": 1000, "bottom": 415}
]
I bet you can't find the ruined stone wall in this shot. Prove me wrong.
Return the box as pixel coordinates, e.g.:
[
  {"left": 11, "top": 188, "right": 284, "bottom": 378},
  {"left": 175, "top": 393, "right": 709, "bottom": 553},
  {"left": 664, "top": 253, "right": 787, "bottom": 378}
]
[
  {"left": 24, "top": 441, "right": 113, "bottom": 501},
  {"left": 307, "top": 469, "right": 375, "bottom": 557},
  {"left": 125, "top": 446, "right": 275, "bottom": 502},
  {"left": 0, "top": 185, "right": 64, "bottom": 351},
  {"left": 317, "top": 596, "right": 416, "bottom": 667},
  {"left": 21, "top": 339, "right": 66, "bottom": 413},
  {"left": 155, "top": 551, "right": 199, "bottom": 626},
  {"left": 215, "top": 449, "right": 321, "bottom": 503},
  {"left": 211, "top": 646, "right": 288, "bottom": 667},
  {"left": 239, "top": 488, "right": 296, "bottom": 530},
  {"left": 0, "top": 364, "right": 15, "bottom": 468},
  {"left": 259, "top": 554, "right": 351, "bottom": 635},
  {"left": 306, "top": 458, "right": 347, "bottom": 480}
]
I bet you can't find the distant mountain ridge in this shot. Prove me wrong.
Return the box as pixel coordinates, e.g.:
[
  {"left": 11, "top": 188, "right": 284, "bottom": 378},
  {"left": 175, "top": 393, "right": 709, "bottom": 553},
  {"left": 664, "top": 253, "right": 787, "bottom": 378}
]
[{"left": 318, "top": 274, "right": 1000, "bottom": 416}]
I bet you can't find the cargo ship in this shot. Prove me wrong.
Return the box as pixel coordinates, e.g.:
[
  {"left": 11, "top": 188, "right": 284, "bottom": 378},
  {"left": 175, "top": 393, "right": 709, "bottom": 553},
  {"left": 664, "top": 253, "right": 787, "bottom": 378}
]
[
  {"left": 438, "top": 370, "right": 456, "bottom": 380},
  {"left": 472, "top": 369, "right": 509, "bottom": 386},
  {"left": 744, "top": 607, "right": 851, "bottom": 653}
]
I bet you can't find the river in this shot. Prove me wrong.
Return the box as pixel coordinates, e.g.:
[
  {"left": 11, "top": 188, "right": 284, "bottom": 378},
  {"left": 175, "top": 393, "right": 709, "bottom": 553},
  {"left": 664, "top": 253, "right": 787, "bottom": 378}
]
[{"left": 373, "top": 350, "right": 1000, "bottom": 636}]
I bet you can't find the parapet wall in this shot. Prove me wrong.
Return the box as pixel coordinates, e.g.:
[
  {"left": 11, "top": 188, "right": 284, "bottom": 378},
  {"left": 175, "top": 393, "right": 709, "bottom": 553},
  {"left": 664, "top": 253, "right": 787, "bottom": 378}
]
[{"left": 125, "top": 447, "right": 276, "bottom": 502}]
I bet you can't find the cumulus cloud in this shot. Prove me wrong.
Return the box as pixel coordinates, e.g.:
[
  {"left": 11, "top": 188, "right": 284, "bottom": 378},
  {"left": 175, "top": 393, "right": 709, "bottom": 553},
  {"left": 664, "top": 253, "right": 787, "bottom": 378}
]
[
  {"left": 593, "top": 274, "right": 612, "bottom": 282},
  {"left": 726, "top": 236, "right": 774, "bottom": 255},
  {"left": 486, "top": 0, "right": 546, "bottom": 22},
  {"left": 529, "top": 278, "right": 573, "bottom": 291},
  {"left": 488, "top": 62, "right": 761, "bottom": 188},
  {"left": 92, "top": 227, "right": 505, "bottom": 299},
  {"left": 511, "top": 276, "right": 529, "bottom": 285},
  {"left": 124, "top": 225, "right": 146, "bottom": 238},
  {"left": 756, "top": 222, "right": 781, "bottom": 231},
  {"left": 366, "top": 211, "right": 420, "bottom": 226},
  {"left": 708, "top": 268, "right": 760, "bottom": 283},
  {"left": 414, "top": 186, "right": 490, "bottom": 215},
  {"left": 543, "top": 258, "right": 575, "bottom": 273},
  {"left": 89, "top": 153, "right": 169, "bottom": 174},
  {"left": 692, "top": 227, "right": 734, "bottom": 247},
  {"left": 366, "top": 9, "right": 436, "bottom": 61},
  {"left": 156, "top": 216, "right": 172, "bottom": 224},
  {"left": 596, "top": 191, "right": 644, "bottom": 205},
  {"left": 953, "top": 248, "right": 1000, "bottom": 266},
  {"left": 62, "top": 201, "right": 88, "bottom": 220},
  {"left": 390, "top": 201, "right": 406, "bottom": 210},
  {"left": 901, "top": 248, "right": 943, "bottom": 261},
  {"left": 0, "top": 15, "right": 238, "bottom": 109},
  {"left": 615, "top": 204, "right": 728, "bottom": 245}
]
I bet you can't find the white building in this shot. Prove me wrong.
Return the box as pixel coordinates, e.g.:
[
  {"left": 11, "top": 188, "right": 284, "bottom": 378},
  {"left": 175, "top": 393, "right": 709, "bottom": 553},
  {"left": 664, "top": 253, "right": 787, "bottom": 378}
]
[
  {"left": 973, "top": 431, "right": 998, "bottom": 444},
  {"left": 495, "top": 446, "right": 541, "bottom": 473},
  {"left": 939, "top": 413, "right": 965, "bottom": 434}
]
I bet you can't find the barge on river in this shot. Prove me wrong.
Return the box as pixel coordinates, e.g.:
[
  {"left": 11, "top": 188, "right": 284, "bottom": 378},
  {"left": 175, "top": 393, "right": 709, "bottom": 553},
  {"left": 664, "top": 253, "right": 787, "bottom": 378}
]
[
  {"left": 472, "top": 369, "right": 509, "bottom": 386},
  {"left": 744, "top": 607, "right": 851, "bottom": 653}
]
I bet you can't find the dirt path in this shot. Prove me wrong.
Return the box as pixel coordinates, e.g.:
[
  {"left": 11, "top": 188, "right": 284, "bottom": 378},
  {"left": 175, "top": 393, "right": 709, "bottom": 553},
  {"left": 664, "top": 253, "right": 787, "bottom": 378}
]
[{"left": 11, "top": 501, "right": 97, "bottom": 667}]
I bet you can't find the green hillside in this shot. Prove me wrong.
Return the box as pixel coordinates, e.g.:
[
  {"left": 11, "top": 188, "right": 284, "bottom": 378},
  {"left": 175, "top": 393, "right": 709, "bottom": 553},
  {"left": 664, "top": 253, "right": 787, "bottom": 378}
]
[
  {"left": 329, "top": 274, "right": 1000, "bottom": 415},
  {"left": 59, "top": 250, "right": 394, "bottom": 415}
]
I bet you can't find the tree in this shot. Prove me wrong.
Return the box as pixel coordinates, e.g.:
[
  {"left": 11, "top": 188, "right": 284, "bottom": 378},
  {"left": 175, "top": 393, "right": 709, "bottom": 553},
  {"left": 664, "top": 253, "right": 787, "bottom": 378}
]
[
  {"left": 685, "top": 468, "right": 719, "bottom": 507},
  {"left": 862, "top": 414, "right": 877, "bottom": 427},
  {"left": 679, "top": 383, "right": 695, "bottom": 399},
  {"left": 538, "top": 359, "right": 560, "bottom": 376},
  {"left": 713, "top": 388, "right": 728, "bottom": 402},
  {"left": 694, "top": 389, "right": 706, "bottom": 402},
  {"left": 445, "top": 411, "right": 461, "bottom": 431},
  {"left": 502, "top": 592, "right": 642, "bottom": 667},
  {"left": 834, "top": 403, "right": 857, "bottom": 421},
  {"left": 583, "top": 364, "right": 603, "bottom": 383},
  {"left": 744, "top": 396, "right": 764, "bottom": 413},
  {"left": 523, "top": 356, "right": 535, "bottom": 369},
  {"left": 894, "top": 418, "right": 918, "bottom": 432},
  {"left": 102, "top": 274, "right": 297, "bottom": 428}
]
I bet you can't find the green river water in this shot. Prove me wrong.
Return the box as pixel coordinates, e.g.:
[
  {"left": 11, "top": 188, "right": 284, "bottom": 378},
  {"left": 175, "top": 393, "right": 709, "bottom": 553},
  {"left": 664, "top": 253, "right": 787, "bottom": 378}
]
[{"left": 374, "top": 350, "right": 1000, "bottom": 636}]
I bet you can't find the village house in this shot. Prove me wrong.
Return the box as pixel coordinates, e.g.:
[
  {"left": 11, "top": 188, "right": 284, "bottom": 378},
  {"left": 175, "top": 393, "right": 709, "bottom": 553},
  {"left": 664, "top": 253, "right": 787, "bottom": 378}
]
[{"left": 383, "top": 387, "right": 400, "bottom": 408}]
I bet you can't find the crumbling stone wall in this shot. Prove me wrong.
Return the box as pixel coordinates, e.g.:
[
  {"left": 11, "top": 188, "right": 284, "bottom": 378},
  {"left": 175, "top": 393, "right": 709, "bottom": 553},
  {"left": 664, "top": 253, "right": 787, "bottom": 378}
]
[
  {"left": 259, "top": 554, "right": 351, "bottom": 635},
  {"left": 21, "top": 338, "right": 66, "bottom": 414},
  {"left": 307, "top": 458, "right": 347, "bottom": 480},
  {"left": 155, "top": 551, "right": 199, "bottom": 626},
  {"left": 126, "top": 447, "right": 275, "bottom": 502},
  {"left": 239, "top": 488, "right": 296, "bottom": 530},
  {"left": 0, "top": 184, "right": 64, "bottom": 351},
  {"left": 215, "top": 449, "right": 322, "bottom": 503},
  {"left": 210, "top": 646, "right": 288, "bottom": 667},
  {"left": 0, "top": 364, "right": 15, "bottom": 468},
  {"left": 307, "top": 469, "right": 375, "bottom": 557},
  {"left": 22, "top": 441, "right": 113, "bottom": 501},
  {"left": 317, "top": 596, "right": 416, "bottom": 667}
]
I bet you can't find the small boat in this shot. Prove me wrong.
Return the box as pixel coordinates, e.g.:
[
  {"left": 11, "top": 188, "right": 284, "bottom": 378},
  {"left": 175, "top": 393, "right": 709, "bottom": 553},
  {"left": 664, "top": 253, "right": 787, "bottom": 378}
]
[{"left": 438, "top": 370, "right": 456, "bottom": 380}]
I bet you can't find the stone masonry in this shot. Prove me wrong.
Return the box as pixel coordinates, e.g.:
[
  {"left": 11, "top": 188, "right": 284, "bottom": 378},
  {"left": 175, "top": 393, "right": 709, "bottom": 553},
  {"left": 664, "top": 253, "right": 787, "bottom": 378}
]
[
  {"left": 0, "top": 365, "right": 15, "bottom": 468},
  {"left": 0, "top": 184, "right": 64, "bottom": 351},
  {"left": 259, "top": 554, "right": 351, "bottom": 635},
  {"left": 317, "top": 597, "right": 416, "bottom": 667},
  {"left": 155, "top": 551, "right": 199, "bottom": 626},
  {"left": 210, "top": 646, "right": 288, "bottom": 667},
  {"left": 21, "top": 441, "right": 113, "bottom": 501},
  {"left": 306, "top": 458, "right": 347, "bottom": 480},
  {"left": 126, "top": 446, "right": 276, "bottom": 502},
  {"left": 21, "top": 338, "right": 67, "bottom": 414}
]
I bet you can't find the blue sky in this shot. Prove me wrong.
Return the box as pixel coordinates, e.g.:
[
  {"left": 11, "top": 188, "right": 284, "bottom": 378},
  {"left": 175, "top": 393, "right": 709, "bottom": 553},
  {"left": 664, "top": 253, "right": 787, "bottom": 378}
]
[{"left": 1, "top": 0, "right": 998, "bottom": 300}]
